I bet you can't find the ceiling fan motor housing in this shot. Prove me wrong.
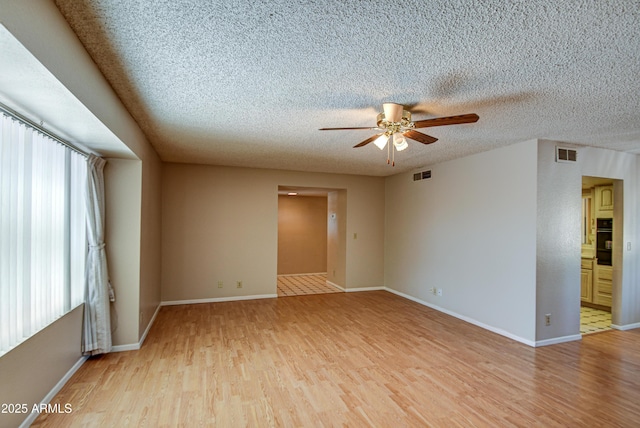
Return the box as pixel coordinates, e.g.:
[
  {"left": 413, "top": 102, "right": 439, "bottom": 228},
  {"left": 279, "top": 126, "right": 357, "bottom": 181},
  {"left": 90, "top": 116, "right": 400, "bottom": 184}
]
[{"left": 377, "top": 109, "right": 413, "bottom": 134}]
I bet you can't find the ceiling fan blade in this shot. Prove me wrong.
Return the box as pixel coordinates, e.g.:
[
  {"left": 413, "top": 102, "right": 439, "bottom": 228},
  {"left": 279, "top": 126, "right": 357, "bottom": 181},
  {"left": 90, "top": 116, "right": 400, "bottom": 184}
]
[
  {"left": 404, "top": 130, "right": 438, "bottom": 145},
  {"left": 319, "top": 126, "right": 376, "bottom": 130},
  {"left": 353, "top": 134, "right": 382, "bottom": 148},
  {"left": 413, "top": 113, "right": 479, "bottom": 129}
]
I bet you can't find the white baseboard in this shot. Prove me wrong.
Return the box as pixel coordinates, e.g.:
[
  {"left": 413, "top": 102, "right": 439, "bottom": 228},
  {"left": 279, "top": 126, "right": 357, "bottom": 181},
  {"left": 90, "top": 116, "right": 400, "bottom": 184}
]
[
  {"left": 139, "top": 303, "right": 161, "bottom": 346},
  {"left": 612, "top": 322, "right": 640, "bottom": 331},
  {"left": 111, "top": 303, "right": 162, "bottom": 353},
  {"left": 20, "top": 355, "right": 88, "bottom": 428},
  {"left": 345, "top": 286, "right": 385, "bottom": 293},
  {"left": 278, "top": 272, "right": 327, "bottom": 277},
  {"left": 110, "top": 343, "right": 140, "bottom": 352},
  {"left": 384, "top": 288, "right": 538, "bottom": 347},
  {"left": 535, "top": 334, "right": 582, "bottom": 347},
  {"left": 326, "top": 281, "right": 345, "bottom": 292},
  {"left": 161, "top": 294, "right": 278, "bottom": 307}
]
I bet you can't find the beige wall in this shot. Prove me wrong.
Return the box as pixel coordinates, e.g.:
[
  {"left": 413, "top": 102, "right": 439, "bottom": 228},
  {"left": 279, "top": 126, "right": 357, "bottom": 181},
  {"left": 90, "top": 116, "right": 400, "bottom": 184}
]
[
  {"left": 102, "top": 156, "right": 162, "bottom": 345},
  {"left": 161, "top": 164, "right": 385, "bottom": 302},
  {"left": 104, "top": 159, "right": 142, "bottom": 346},
  {"left": 0, "top": 306, "right": 83, "bottom": 428},
  {"left": 385, "top": 140, "right": 539, "bottom": 344},
  {"left": 327, "top": 190, "right": 347, "bottom": 287},
  {"left": 278, "top": 195, "right": 328, "bottom": 275},
  {"left": 138, "top": 157, "right": 162, "bottom": 339}
]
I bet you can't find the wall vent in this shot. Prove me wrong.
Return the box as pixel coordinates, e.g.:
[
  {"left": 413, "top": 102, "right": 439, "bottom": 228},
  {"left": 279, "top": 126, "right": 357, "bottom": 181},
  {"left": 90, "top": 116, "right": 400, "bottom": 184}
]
[
  {"left": 556, "top": 147, "right": 577, "bottom": 163},
  {"left": 413, "top": 170, "right": 432, "bottom": 181}
]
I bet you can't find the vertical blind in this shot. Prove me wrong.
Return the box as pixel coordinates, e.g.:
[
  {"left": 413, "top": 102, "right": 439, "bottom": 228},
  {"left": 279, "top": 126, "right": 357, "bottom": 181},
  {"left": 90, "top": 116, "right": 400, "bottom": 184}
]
[{"left": 0, "top": 113, "right": 86, "bottom": 356}]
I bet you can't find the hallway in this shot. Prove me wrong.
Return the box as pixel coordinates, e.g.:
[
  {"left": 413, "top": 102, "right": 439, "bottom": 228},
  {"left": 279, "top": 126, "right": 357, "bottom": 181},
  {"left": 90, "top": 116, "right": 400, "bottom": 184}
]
[{"left": 277, "top": 273, "right": 342, "bottom": 297}]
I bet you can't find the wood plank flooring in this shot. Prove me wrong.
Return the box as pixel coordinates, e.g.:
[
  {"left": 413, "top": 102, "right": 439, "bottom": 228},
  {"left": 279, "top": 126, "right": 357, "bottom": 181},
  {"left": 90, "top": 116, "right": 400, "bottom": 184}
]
[{"left": 33, "top": 291, "right": 640, "bottom": 427}]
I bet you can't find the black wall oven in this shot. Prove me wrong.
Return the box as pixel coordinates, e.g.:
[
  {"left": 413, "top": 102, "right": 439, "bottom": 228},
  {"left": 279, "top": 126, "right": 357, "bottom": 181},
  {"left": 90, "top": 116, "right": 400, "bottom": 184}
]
[{"left": 596, "top": 218, "right": 613, "bottom": 266}]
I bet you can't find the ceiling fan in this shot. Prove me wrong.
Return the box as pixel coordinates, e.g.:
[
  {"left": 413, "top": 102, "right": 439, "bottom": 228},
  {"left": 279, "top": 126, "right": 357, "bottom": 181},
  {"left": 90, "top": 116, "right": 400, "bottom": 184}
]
[{"left": 320, "top": 103, "right": 479, "bottom": 166}]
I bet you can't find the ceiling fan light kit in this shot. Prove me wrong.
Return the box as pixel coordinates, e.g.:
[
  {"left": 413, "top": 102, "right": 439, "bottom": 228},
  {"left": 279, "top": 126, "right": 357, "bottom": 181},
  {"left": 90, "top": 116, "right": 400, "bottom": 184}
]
[
  {"left": 373, "top": 134, "right": 389, "bottom": 150},
  {"left": 393, "top": 132, "right": 408, "bottom": 151},
  {"left": 320, "top": 102, "right": 479, "bottom": 166}
]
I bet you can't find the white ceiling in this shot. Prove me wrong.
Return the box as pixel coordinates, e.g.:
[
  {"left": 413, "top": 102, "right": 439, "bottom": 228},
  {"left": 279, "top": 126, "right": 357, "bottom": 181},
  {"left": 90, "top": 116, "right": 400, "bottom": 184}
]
[{"left": 48, "top": 0, "right": 640, "bottom": 176}]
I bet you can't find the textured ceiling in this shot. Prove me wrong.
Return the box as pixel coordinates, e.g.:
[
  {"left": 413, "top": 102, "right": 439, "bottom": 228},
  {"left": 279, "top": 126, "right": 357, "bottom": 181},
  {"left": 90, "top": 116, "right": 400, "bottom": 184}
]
[{"left": 53, "top": 0, "right": 640, "bottom": 176}]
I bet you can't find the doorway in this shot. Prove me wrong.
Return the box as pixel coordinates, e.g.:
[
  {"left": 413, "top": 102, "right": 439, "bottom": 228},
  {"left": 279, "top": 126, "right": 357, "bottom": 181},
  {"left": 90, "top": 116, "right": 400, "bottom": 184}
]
[
  {"left": 276, "top": 186, "right": 346, "bottom": 297},
  {"left": 580, "top": 176, "right": 622, "bottom": 335}
]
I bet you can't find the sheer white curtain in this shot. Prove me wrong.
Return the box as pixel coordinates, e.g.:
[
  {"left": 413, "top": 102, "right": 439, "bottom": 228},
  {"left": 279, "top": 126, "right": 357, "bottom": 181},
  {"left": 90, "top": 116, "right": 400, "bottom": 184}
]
[
  {"left": 0, "top": 114, "right": 86, "bottom": 356},
  {"left": 82, "top": 154, "right": 113, "bottom": 355}
]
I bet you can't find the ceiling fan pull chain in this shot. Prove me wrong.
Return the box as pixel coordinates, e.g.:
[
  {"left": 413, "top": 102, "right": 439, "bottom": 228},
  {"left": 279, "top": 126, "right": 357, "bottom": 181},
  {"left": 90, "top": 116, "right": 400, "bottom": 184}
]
[
  {"left": 387, "top": 138, "right": 391, "bottom": 164},
  {"left": 392, "top": 144, "right": 395, "bottom": 166}
]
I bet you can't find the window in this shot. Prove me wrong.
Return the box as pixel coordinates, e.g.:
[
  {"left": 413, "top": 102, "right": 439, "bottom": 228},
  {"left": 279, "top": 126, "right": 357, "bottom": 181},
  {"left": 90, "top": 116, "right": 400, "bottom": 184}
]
[{"left": 0, "top": 113, "right": 87, "bottom": 356}]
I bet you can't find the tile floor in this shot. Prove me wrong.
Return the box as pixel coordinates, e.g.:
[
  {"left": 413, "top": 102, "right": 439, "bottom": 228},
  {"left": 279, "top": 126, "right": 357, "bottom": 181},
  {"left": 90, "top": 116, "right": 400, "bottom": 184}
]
[
  {"left": 277, "top": 273, "right": 343, "bottom": 297},
  {"left": 580, "top": 306, "right": 612, "bottom": 335}
]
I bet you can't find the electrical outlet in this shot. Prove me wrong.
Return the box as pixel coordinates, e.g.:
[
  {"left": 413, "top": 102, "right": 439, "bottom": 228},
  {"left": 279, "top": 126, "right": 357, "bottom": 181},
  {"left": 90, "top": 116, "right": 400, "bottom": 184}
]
[
  {"left": 437, "top": 288, "right": 443, "bottom": 296},
  {"left": 217, "top": 280, "right": 223, "bottom": 288},
  {"left": 545, "top": 314, "right": 551, "bottom": 326},
  {"left": 139, "top": 311, "right": 143, "bottom": 324},
  {"left": 430, "top": 287, "right": 436, "bottom": 295},
  {"left": 236, "top": 281, "right": 242, "bottom": 289}
]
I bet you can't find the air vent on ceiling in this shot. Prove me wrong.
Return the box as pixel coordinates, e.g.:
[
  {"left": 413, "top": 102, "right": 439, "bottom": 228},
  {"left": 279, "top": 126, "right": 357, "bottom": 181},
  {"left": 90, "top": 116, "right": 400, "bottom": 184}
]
[
  {"left": 556, "top": 147, "right": 577, "bottom": 163},
  {"left": 413, "top": 170, "right": 432, "bottom": 181}
]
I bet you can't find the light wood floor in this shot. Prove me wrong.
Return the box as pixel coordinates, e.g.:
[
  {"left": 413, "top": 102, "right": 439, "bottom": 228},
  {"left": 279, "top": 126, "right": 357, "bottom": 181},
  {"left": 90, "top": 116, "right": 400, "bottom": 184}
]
[{"left": 34, "top": 291, "right": 640, "bottom": 427}]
